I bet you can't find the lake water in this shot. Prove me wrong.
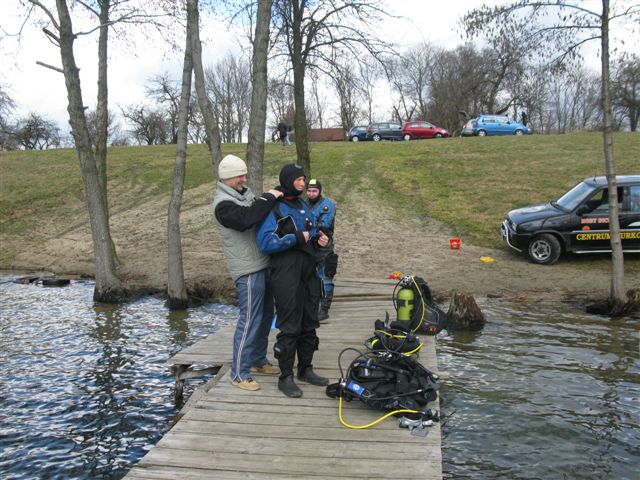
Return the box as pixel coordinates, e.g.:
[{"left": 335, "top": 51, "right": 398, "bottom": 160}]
[
  {"left": 0, "top": 277, "right": 236, "bottom": 479},
  {"left": 438, "top": 298, "right": 639, "bottom": 479},
  {"left": 0, "top": 278, "right": 638, "bottom": 479}
]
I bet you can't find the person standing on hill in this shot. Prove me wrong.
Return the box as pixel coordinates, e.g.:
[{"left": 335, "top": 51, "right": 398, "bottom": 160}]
[
  {"left": 256, "top": 164, "right": 331, "bottom": 398},
  {"left": 306, "top": 179, "right": 338, "bottom": 322},
  {"left": 213, "top": 154, "right": 283, "bottom": 392},
  {"left": 277, "top": 121, "right": 289, "bottom": 146}
]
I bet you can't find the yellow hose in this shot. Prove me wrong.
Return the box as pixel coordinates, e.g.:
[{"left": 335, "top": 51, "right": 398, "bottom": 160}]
[{"left": 338, "top": 396, "right": 418, "bottom": 429}]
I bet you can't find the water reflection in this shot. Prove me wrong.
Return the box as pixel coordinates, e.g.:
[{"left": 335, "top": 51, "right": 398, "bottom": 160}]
[
  {"left": 0, "top": 278, "right": 236, "bottom": 479},
  {"left": 166, "top": 309, "right": 190, "bottom": 344},
  {"left": 1, "top": 278, "right": 638, "bottom": 479},
  {"left": 439, "top": 299, "right": 639, "bottom": 480}
]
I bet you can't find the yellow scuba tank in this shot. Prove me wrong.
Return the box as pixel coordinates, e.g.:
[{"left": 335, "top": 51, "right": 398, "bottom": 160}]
[{"left": 396, "top": 287, "right": 414, "bottom": 326}]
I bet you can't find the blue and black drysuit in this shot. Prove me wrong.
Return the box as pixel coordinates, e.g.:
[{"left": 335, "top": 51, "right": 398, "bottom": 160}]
[
  {"left": 256, "top": 194, "right": 328, "bottom": 380},
  {"left": 308, "top": 187, "right": 337, "bottom": 316}
]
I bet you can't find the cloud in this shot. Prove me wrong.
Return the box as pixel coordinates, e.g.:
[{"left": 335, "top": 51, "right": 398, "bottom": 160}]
[{"left": 1, "top": 0, "right": 637, "bottom": 133}]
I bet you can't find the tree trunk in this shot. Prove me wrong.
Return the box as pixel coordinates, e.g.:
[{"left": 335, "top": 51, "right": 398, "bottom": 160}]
[
  {"left": 189, "top": 0, "right": 222, "bottom": 177},
  {"left": 56, "top": 0, "right": 125, "bottom": 302},
  {"left": 290, "top": 2, "right": 311, "bottom": 176},
  {"left": 167, "top": 0, "right": 195, "bottom": 310},
  {"left": 600, "top": 0, "right": 627, "bottom": 308},
  {"left": 246, "top": 0, "right": 273, "bottom": 194},
  {"left": 292, "top": 58, "right": 311, "bottom": 175},
  {"left": 95, "top": 0, "right": 119, "bottom": 267}
]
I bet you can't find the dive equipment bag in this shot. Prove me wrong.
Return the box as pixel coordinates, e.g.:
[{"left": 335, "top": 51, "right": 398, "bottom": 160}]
[{"left": 326, "top": 349, "right": 439, "bottom": 414}]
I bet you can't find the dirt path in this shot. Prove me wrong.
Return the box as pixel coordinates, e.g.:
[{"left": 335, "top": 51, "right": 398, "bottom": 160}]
[{"left": 5, "top": 182, "right": 637, "bottom": 301}]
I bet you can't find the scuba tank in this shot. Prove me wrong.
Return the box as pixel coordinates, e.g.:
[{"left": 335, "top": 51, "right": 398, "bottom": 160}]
[
  {"left": 393, "top": 275, "right": 449, "bottom": 335},
  {"left": 396, "top": 285, "right": 414, "bottom": 327}
]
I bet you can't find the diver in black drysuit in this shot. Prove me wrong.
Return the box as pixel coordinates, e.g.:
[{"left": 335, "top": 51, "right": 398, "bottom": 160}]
[{"left": 256, "top": 164, "right": 331, "bottom": 397}]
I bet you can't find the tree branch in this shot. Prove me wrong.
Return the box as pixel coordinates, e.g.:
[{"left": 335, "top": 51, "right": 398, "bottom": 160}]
[
  {"left": 36, "top": 60, "right": 64, "bottom": 73},
  {"left": 27, "top": 0, "right": 60, "bottom": 31}
]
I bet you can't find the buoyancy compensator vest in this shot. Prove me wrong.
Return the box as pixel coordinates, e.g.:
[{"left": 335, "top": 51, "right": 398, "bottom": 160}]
[
  {"left": 392, "top": 275, "right": 449, "bottom": 335},
  {"left": 326, "top": 349, "right": 439, "bottom": 415},
  {"left": 365, "top": 317, "right": 423, "bottom": 355}
]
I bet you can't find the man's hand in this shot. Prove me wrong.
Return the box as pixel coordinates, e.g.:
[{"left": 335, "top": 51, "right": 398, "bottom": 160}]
[
  {"left": 268, "top": 188, "right": 284, "bottom": 199},
  {"left": 303, "top": 231, "right": 310, "bottom": 242},
  {"left": 318, "top": 231, "right": 329, "bottom": 247}
]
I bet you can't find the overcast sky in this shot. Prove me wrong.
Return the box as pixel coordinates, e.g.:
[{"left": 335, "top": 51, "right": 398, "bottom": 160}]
[{"left": 0, "top": 0, "right": 637, "bottom": 131}]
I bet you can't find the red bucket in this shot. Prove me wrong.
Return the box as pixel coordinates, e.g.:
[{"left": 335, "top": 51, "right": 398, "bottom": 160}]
[{"left": 449, "top": 238, "right": 461, "bottom": 250}]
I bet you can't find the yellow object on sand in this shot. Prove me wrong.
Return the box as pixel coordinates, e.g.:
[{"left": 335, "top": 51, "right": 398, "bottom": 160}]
[{"left": 480, "top": 256, "right": 495, "bottom": 263}]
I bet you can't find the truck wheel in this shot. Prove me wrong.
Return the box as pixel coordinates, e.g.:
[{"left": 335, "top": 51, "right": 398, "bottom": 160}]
[{"left": 528, "top": 234, "right": 561, "bottom": 265}]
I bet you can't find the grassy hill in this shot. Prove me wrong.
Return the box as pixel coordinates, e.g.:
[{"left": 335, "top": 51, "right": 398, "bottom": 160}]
[{"left": 1, "top": 132, "right": 639, "bottom": 263}]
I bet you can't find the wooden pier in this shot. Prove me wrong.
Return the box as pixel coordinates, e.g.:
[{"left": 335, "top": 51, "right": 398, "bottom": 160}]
[{"left": 125, "top": 278, "right": 443, "bottom": 479}]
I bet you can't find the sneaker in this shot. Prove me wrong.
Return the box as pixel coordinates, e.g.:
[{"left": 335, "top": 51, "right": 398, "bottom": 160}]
[
  {"left": 230, "top": 377, "right": 260, "bottom": 391},
  {"left": 318, "top": 308, "right": 329, "bottom": 322},
  {"left": 251, "top": 363, "right": 281, "bottom": 375}
]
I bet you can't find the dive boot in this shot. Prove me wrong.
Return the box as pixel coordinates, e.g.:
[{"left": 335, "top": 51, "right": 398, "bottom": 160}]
[
  {"left": 318, "top": 307, "right": 329, "bottom": 322},
  {"left": 278, "top": 375, "right": 303, "bottom": 398},
  {"left": 298, "top": 366, "right": 329, "bottom": 386}
]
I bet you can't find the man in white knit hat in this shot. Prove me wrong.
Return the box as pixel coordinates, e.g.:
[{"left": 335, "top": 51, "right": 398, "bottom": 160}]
[{"left": 213, "top": 154, "right": 283, "bottom": 391}]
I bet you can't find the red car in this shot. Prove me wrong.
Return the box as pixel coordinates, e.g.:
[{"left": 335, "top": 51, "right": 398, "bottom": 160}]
[{"left": 402, "top": 121, "right": 449, "bottom": 140}]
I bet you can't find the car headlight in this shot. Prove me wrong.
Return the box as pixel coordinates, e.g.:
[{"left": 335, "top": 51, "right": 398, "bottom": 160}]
[{"left": 518, "top": 220, "right": 543, "bottom": 232}]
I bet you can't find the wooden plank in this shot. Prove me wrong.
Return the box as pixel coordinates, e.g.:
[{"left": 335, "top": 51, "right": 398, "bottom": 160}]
[
  {"left": 125, "top": 464, "right": 403, "bottom": 480},
  {"left": 137, "top": 449, "right": 439, "bottom": 479},
  {"left": 126, "top": 280, "right": 442, "bottom": 479},
  {"left": 157, "top": 432, "right": 440, "bottom": 458}
]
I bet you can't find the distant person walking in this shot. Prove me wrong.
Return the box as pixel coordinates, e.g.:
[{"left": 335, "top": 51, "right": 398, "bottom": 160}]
[
  {"left": 277, "top": 121, "right": 290, "bottom": 146},
  {"left": 306, "top": 179, "right": 338, "bottom": 322},
  {"left": 212, "top": 154, "right": 283, "bottom": 391},
  {"left": 520, "top": 111, "right": 528, "bottom": 127}
]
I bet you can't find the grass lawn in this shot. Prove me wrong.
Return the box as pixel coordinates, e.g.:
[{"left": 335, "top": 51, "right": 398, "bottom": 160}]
[{"left": 1, "top": 132, "right": 638, "bottom": 250}]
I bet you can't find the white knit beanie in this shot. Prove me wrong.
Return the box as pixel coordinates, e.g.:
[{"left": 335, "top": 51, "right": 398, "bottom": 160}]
[{"left": 218, "top": 154, "right": 248, "bottom": 180}]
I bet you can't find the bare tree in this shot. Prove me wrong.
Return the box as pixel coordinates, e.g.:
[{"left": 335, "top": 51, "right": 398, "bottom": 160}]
[
  {"left": 245, "top": 0, "right": 273, "bottom": 194},
  {"left": 205, "top": 53, "right": 251, "bottom": 143},
  {"left": 462, "top": 0, "right": 640, "bottom": 311},
  {"left": 0, "top": 84, "right": 17, "bottom": 150},
  {"left": 356, "top": 58, "right": 381, "bottom": 125},
  {"left": 330, "top": 59, "right": 361, "bottom": 132},
  {"left": 546, "top": 66, "right": 601, "bottom": 133},
  {"left": 26, "top": 0, "right": 125, "bottom": 301},
  {"left": 167, "top": 0, "right": 196, "bottom": 309},
  {"left": 14, "top": 112, "right": 61, "bottom": 150},
  {"left": 386, "top": 53, "right": 416, "bottom": 123},
  {"left": 71, "top": 0, "right": 183, "bottom": 272},
  {"left": 271, "top": 0, "right": 391, "bottom": 176},
  {"left": 426, "top": 45, "right": 483, "bottom": 133},
  {"left": 85, "top": 108, "right": 122, "bottom": 146},
  {"left": 147, "top": 72, "right": 182, "bottom": 144},
  {"left": 267, "top": 78, "right": 294, "bottom": 129},
  {"left": 187, "top": 97, "right": 207, "bottom": 144},
  {"left": 121, "top": 104, "right": 170, "bottom": 145},
  {"left": 393, "top": 42, "right": 434, "bottom": 121},
  {"left": 309, "top": 71, "right": 327, "bottom": 129},
  {"left": 611, "top": 53, "right": 640, "bottom": 131},
  {"left": 189, "top": 0, "right": 223, "bottom": 176}
]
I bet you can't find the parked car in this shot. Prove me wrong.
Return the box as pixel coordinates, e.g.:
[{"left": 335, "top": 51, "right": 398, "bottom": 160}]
[
  {"left": 462, "top": 114, "right": 531, "bottom": 136},
  {"left": 460, "top": 123, "right": 475, "bottom": 137},
  {"left": 501, "top": 175, "right": 640, "bottom": 264},
  {"left": 347, "top": 125, "right": 369, "bottom": 142},
  {"left": 366, "top": 122, "right": 403, "bottom": 141},
  {"left": 402, "top": 121, "right": 449, "bottom": 140}
]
